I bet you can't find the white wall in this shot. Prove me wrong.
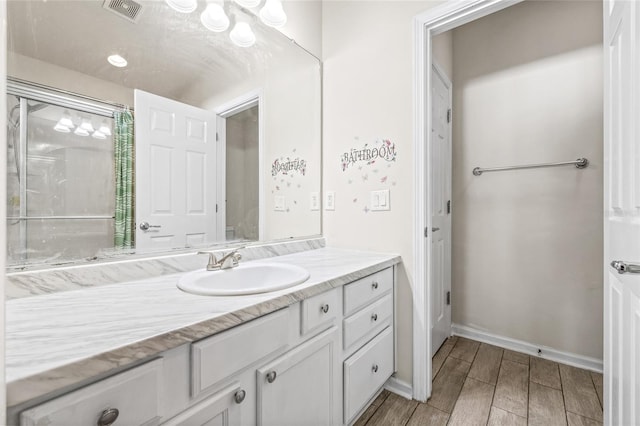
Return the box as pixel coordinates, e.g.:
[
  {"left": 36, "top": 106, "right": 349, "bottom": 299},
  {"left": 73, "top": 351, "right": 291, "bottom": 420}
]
[
  {"left": 322, "top": 0, "right": 441, "bottom": 385},
  {"left": 280, "top": 0, "right": 322, "bottom": 59},
  {"left": 451, "top": 0, "right": 603, "bottom": 360},
  {"left": 1, "top": 0, "right": 6, "bottom": 421},
  {"left": 432, "top": 32, "right": 453, "bottom": 79}
]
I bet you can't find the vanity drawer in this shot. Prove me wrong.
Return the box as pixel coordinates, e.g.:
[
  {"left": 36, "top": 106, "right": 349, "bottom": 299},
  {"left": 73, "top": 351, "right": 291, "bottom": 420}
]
[
  {"left": 343, "top": 293, "right": 392, "bottom": 351},
  {"left": 343, "top": 268, "right": 393, "bottom": 316},
  {"left": 191, "top": 308, "right": 290, "bottom": 397},
  {"left": 20, "top": 358, "right": 163, "bottom": 426},
  {"left": 343, "top": 326, "right": 394, "bottom": 425},
  {"left": 301, "top": 288, "right": 339, "bottom": 336}
]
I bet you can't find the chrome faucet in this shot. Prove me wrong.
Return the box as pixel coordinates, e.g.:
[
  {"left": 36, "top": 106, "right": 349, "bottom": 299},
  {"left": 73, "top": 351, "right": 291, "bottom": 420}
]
[{"left": 197, "top": 247, "right": 244, "bottom": 271}]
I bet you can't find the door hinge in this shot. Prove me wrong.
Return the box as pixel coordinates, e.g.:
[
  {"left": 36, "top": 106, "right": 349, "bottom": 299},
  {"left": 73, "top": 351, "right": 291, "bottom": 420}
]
[
  {"left": 447, "top": 109, "right": 451, "bottom": 123},
  {"left": 216, "top": 204, "right": 218, "bottom": 213},
  {"left": 216, "top": 132, "right": 219, "bottom": 142},
  {"left": 447, "top": 200, "right": 451, "bottom": 214},
  {"left": 446, "top": 291, "right": 451, "bottom": 305},
  {"left": 424, "top": 227, "right": 428, "bottom": 238}
]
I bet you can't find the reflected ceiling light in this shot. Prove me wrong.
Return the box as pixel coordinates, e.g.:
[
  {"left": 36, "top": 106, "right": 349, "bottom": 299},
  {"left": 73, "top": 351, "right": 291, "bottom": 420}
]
[
  {"left": 54, "top": 122, "right": 71, "bottom": 133},
  {"left": 92, "top": 130, "right": 107, "bottom": 140},
  {"left": 259, "top": 0, "right": 286, "bottom": 28},
  {"left": 229, "top": 22, "right": 256, "bottom": 47},
  {"left": 74, "top": 126, "right": 90, "bottom": 137},
  {"left": 165, "top": 0, "right": 197, "bottom": 13},
  {"left": 201, "top": 1, "right": 230, "bottom": 32},
  {"left": 107, "top": 54, "right": 128, "bottom": 68},
  {"left": 80, "top": 118, "right": 95, "bottom": 133},
  {"left": 59, "top": 110, "right": 75, "bottom": 128},
  {"left": 234, "top": 0, "right": 261, "bottom": 8},
  {"left": 98, "top": 121, "right": 112, "bottom": 136}
]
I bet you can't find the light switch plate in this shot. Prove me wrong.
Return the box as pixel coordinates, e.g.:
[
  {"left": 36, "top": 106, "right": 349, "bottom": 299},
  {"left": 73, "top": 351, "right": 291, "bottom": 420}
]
[
  {"left": 310, "top": 192, "right": 320, "bottom": 211},
  {"left": 274, "top": 195, "right": 286, "bottom": 211},
  {"left": 370, "top": 189, "right": 390, "bottom": 211},
  {"left": 325, "top": 191, "right": 335, "bottom": 211}
]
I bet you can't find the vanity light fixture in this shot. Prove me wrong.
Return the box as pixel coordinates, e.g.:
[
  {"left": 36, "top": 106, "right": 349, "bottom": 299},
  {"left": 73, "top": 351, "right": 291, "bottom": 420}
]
[
  {"left": 74, "top": 126, "right": 90, "bottom": 137},
  {"left": 92, "top": 130, "right": 107, "bottom": 140},
  {"left": 234, "top": 0, "right": 262, "bottom": 8},
  {"left": 53, "top": 122, "right": 71, "bottom": 133},
  {"left": 80, "top": 118, "right": 95, "bottom": 133},
  {"left": 259, "top": 0, "right": 286, "bottom": 28},
  {"left": 165, "top": 0, "right": 197, "bottom": 13},
  {"left": 201, "top": 1, "right": 230, "bottom": 32},
  {"left": 107, "top": 54, "right": 128, "bottom": 68},
  {"left": 230, "top": 21, "right": 256, "bottom": 47},
  {"left": 59, "top": 110, "right": 75, "bottom": 129},
  {"left": 98, "top": 121, "right": 112, "bottom": 136}
]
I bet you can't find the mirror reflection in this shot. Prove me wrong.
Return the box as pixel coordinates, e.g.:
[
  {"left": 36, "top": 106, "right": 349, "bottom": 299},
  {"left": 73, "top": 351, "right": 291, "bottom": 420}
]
[{"left": 6, "top": 0, "right": 321, "bottom": 268}]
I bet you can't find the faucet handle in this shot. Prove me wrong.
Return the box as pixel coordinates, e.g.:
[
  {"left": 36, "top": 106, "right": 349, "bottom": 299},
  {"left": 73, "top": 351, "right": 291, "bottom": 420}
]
[{"left": 197, "top": 251, "right": 218, "bottom": 270}]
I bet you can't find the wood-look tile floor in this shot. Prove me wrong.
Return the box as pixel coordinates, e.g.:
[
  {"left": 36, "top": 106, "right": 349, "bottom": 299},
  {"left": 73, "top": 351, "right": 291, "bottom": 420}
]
[{"left": 354, "top": 336, "right": 603, "bottom": 426}]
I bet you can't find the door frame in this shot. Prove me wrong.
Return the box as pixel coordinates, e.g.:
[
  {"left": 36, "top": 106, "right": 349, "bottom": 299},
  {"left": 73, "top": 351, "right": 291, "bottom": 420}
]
[
  {"left": 215, "top": 90, "right": 265, "bottom": 241},
  {"left": 412, "top": 0, "right": 526, "bottom": 402}
]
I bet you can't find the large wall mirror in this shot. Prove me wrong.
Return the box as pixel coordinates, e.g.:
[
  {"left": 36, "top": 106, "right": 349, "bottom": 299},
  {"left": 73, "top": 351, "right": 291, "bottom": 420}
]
[{"left": 6, "top": 0, "right": 321, "bottom": 268}]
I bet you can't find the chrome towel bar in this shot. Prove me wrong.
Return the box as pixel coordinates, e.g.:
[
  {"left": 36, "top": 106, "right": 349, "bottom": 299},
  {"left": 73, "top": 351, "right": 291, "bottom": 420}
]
[{"left": 472, "top": 158, "right": 589, "bottom": 176}]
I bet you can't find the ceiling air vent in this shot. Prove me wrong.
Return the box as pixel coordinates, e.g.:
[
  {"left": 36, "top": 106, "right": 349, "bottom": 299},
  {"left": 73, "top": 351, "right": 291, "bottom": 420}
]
[{"left": 103, "top": 0, "right": 143, "bottom": 24}]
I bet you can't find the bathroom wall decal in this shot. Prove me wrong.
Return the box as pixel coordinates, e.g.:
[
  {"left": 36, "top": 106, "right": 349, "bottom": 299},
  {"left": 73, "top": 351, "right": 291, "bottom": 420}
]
[
  {"left": 272, "top": 156, "right": 307, "bottom": 176},
  {"left": 341, "top": 139, "right": 397, "bottom": 171}
]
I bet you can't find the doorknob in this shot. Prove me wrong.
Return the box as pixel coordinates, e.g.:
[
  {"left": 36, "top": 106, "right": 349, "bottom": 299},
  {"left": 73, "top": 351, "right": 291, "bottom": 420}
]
[
  {"left": 432, "top": 227, "right": 440, "bottom": 232},
  {"left": 610, "top": 260, "right": 640, "bottom": 274},
  {"left": 139, "top": 221, "right": 161, "bottom": 231}
]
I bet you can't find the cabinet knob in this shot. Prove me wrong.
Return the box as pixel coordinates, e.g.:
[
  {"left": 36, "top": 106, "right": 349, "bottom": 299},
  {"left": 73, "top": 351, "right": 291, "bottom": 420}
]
[
  {"left": 234, "top": 389, "right": 246, "bottom": 404},
  {"left": 372, "top": 281, "right": 379, "bottom": 290},
  {"left": 266, "top": 370, "right": 277, "bottom": 383},
  {"left": 371, "top": 313, "right": 378, "bottom": 322},
  {"left": 372, "top": 364, "right": 379, "bottom": 373},
  {"left": 320, "top": 304, "right": 330, "bottom": 314},
  {"left": 97, "top": 408, "right": 119, "bottom": 426}
]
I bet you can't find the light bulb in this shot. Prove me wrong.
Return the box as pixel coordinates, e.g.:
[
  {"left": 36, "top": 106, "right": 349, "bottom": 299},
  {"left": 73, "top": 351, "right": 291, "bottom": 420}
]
[
  {"left": 54, "top": 122, "right": 71, "bottom": 133},
  {"left": 74, "top": 126, "right": 89, "bottom": 137},
  {"left": 59, "top": 110, "right": 74, "bottom": 128},
  {"left": 80, "top": 119, "right": 95, "bottom": 132},
  {"left": 201, "top": 2, "right": 230, "bottom": 32},
  {"left": 230, "top": 22, "right": 256, "bottom": 47},
  {"left": 234, "top": 0, "right": 261, "bottom": 8},
  {"left": 165, "top": 0, "right": 197, "bottom": 13},
  {"left": 259, "top": 0, "right": 286, "bottom": 28},
  {"left": 92, "top": 130, "right": 107, "bottom": 140},
  {"left": 98, "top": 121, "right": 112, "bottom": 136}
]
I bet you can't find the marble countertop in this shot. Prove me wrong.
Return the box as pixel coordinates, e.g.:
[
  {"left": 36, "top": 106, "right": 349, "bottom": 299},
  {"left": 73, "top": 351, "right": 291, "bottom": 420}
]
[{"left": 6, "top": 247, "right": 400, "bottom": 407}]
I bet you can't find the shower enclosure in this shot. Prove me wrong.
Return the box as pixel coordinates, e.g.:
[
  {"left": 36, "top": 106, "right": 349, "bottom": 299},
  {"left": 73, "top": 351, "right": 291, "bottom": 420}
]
[{"left": 6, "top": 80, "right": 119, "bottom": 267}]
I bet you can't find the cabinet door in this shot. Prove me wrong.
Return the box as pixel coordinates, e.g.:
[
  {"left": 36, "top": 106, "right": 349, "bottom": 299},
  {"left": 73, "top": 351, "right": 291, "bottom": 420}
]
[
  {"left": 257, "top": 327, "right": 339, "bottom": 426},
  {"left": 162, "top": 382, "right": 246, "bottom": 426}
]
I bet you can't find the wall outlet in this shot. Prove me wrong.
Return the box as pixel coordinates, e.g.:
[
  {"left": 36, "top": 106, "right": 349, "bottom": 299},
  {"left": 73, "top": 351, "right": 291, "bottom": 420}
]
[
  {"left": 370, "top": 189, "right": 390, "bottom": 211},
  {"left": 274, "top": 195, "right": 286, "bottom": 212},
  {"left": 310, "top": 192, "right": 320, "bottom": 211},
  {"left": 325, "top": 191, "right": 335, "bottom": 211}
]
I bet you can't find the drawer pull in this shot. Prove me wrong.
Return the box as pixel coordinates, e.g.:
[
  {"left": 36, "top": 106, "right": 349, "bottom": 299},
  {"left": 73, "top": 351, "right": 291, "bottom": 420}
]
[
  {"left": 97, "top": 408, "right": 119, "bottom": 426},
  {"left": 372, "top": 281, "right": 379, "bottom": 290},
  {"left": 371, "top": 313, "right": 378, "bottom": 322},
  {"left": 234, "top": 389, "right": 246, "bottom": 404},
  {"left": 320, "top": 304, "right": 330, "bottom": 314},
  {"left": 266, "top": 371, "right": 277, "bottom": 383},
  {"left": 372, "top": 364, "right": 379, "bottom": 373}
]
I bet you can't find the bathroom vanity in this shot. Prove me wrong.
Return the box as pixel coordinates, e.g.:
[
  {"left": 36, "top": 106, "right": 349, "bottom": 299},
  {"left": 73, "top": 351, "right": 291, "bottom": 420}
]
[{"left": 6, "top": 247, "right": 400, "bottom": 425}]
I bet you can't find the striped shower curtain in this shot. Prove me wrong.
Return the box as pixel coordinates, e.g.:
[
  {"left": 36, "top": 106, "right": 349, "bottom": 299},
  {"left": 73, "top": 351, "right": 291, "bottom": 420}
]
[{"left": 114, "top": 109, "right": 135, "bottom": 249}]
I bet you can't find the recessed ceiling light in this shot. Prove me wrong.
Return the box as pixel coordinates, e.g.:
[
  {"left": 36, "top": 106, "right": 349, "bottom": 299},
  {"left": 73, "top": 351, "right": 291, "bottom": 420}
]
[{"left": 107, "top": 54, "right": 128, "bottom": 68}]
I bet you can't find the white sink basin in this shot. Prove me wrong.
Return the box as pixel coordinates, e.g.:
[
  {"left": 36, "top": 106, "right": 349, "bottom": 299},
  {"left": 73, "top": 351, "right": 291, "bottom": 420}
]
[{"left": 177, "top": 262, "right": 310, "bottom": 296}]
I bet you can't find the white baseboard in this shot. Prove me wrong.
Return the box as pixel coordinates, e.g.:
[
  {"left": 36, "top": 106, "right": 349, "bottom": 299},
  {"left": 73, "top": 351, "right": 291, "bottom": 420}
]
[
  {"left": 384, "top": 376, "right": 413, "bottom": 400},
  {"left": 451, "top": 323, "right": 603, "bottom": 373}
]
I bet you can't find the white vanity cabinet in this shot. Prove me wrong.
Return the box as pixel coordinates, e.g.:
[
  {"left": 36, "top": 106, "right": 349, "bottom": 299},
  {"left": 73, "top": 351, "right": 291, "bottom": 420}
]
[{"left": 13, "top": 266, "right": 396, "bottom": 426}]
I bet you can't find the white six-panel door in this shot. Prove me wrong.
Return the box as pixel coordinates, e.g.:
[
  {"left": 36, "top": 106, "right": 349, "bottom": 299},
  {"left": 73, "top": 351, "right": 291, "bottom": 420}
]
[
  {"left": 603, "top": 1, "right": 640, "bottom": 424},
  {"left": 135, "top": 90, "right": 218, "bottom": 250},
  {"left": 431, "top": 63, "right": 452, "bottom": 356}
]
